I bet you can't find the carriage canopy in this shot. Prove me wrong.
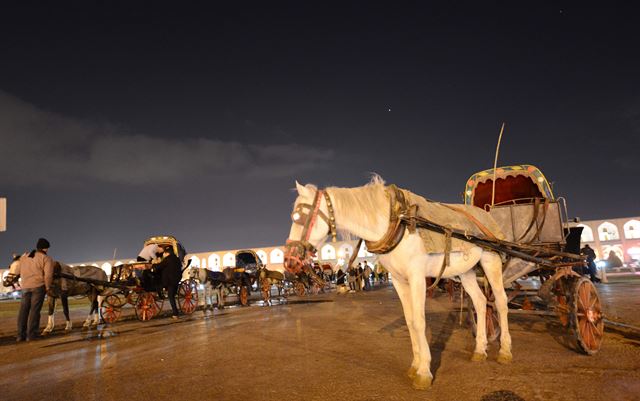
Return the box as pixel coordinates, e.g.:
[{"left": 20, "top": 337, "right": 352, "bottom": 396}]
[
  {"left": 235, "top": 250, "right": 263, "bottom": 273},
  {"left": 144, "top": 236, "right": 187, "bottom": 265},
  {"left": 464, "top": 164, "right": 554, "bottom": 210}
]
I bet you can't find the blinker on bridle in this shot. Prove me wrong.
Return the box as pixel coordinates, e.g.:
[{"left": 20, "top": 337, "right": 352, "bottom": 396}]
[{"left": 285, "top": 189, "right": 337, "bottom": 272}]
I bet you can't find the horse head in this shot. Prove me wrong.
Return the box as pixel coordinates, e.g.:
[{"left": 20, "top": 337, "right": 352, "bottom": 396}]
[{"left": 284, "top": 182, "right": 336, "bottom": 275}]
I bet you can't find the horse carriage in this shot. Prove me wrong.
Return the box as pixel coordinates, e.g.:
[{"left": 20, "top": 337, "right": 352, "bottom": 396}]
[
  {"left": 461, "top": 164, "right": 603, "bottom": 354},
  {"left": 100, "top": 236, "right": 198, "bottom": 323},
  {"left": 284, "top": 170, "right": 604, "bottom": 390},
  {"left": 190, "top": 249, "right": 261, "bottom": 308}
]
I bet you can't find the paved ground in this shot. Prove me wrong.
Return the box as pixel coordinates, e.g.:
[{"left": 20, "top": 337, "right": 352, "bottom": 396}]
[{"left": 0, "top": 279, "right": 639, "bottom": 401}]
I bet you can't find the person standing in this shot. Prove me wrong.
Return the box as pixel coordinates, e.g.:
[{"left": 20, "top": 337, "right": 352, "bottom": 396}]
[
  {"left": 580, "top": 244, "right": 600, "bottom": 283},
  {"left": 17, "top": 238, "right": 54, "bottom": 342},
  {"left": 356, "top": 263, "right": 364, "bottom": 291},
  {"left": 153, "top": 246, "right": 183, "bottom": 318},
  {"left": 363, "top": 261, "right": 372, "bottom": 290}
]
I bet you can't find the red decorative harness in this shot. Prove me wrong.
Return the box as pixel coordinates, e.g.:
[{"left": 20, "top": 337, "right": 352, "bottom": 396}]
[{"left": 284, "top": 189, "right": 337, "bottom": 274}]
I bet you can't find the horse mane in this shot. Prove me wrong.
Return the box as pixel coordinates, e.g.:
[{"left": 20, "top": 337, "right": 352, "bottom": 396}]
[{"left": 327, "top": 174, "right": 389, "bottom": 235}]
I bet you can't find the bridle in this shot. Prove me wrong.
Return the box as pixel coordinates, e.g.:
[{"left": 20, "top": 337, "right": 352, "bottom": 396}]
[{"left": 284, "top": 189, "right": 337, "bottom": 274}]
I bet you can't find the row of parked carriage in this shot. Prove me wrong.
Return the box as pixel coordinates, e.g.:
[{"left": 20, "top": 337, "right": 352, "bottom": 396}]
[{"left": 96, "top": 237, "right": 330, "bottom": 324}]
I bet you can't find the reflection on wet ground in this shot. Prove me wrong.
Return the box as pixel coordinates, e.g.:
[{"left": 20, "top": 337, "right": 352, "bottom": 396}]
[{"left": 0, "top": 280, "right": 639, "bottom": 401}]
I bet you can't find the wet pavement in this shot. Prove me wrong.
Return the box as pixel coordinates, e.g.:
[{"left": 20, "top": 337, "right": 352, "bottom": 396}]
[{"left": 0, "top": 279, "right": 639, "bottom": 401}]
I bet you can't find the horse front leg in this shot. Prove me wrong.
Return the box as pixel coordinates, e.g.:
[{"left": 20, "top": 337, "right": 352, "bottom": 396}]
[
  {"left": 459, "top": 270, "right": 488, "bottom": 360},
  {"left": 407, "top": 275, "right": 432, "bottom": 390},
  {"left": 61, "top": 293, "right": 72, "bottom": 332},
  {"left": 42, "top": 297, "right": 56, "bottom": 335},
  {"left": 391, "top": 280, "right": 421, "bottom": 381}
]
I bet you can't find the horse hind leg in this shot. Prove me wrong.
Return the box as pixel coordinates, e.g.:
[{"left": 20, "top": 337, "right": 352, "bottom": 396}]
[
  {"left": 480, "top": 251, "right": 512, "bottom": 364},
  {"left": 459, "top": 270, "right": 488, "bottom": 361},
  {"left": 91, "top": 295, "right": 102, "bottom": 326}
]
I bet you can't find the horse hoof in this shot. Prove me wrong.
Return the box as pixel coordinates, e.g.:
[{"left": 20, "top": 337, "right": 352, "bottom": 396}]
[
  {"left": 411, "top": 374, "right": 432, "bottom": 390},
  {"left": 471, "top": 352, "right": 487, "bottom": 362},
  {"left": 497, "top": 352, "right": 513, "bottom": 365},
  {"left": 407, "top": 366, "right": 418, "bottom": 379}
]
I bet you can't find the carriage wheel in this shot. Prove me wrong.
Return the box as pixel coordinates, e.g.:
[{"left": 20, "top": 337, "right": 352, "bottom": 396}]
[
  {"left": 261, "top": 281, "right": 272, "bottom": 303},
  {"left": 135, "top": 292, "right": 161, "bottom": 321},
  {"left": 239, "top": 286, "right": 249, "bottom": 306},
  {"left": 177, "top": 279, "right": 198, "bottom": 314},
  {"left": 295, "top": 282, "right": 306, "bottom": 296},
  {"left": 100, "top": 294, "right": 123, "bottom": 324},
  {"left": 570, "top": 277, "right": 604, "bottom": 355},
  {"left": 466, "top": 297, "right": 501, "bottom": 343}
]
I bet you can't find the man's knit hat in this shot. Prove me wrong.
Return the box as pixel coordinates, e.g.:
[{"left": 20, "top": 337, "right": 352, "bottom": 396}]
[{"left": 36, "top": 238, "right": 50, "bottom": 250}]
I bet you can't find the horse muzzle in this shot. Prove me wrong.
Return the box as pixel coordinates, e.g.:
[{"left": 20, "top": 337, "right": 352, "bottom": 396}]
[{"left": 284, "top": 240, "right": 317, "bottom": 275}]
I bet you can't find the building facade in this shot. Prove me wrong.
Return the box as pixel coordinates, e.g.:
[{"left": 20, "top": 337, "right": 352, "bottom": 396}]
[{"left": 576, "top": 216, "right": 640, "bottom": 264}]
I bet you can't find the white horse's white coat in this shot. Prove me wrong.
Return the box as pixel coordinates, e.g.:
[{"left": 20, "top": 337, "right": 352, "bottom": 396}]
[{"left": 288, "top": 179, "right": 512, "bottom": 390}]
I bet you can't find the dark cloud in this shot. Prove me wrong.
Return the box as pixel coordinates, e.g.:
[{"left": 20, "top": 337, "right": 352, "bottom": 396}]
[{"left": 0, "top": 90, "right": 334, "bottom": 187}]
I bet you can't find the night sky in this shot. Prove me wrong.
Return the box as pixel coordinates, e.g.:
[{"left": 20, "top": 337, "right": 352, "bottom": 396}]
[{"left": 1, "top": 3, "right": 639, "bottom": 263}]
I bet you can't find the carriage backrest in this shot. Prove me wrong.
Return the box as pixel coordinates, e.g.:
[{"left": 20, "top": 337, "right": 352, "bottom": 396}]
[{"left": 465, "top": 165, "right": 554, "bottom": 210}]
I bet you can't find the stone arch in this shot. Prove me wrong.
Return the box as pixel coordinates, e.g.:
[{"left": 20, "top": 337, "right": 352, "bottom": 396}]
[
  {"left": 598, "top": 222, "right": 620, "bottom": 241},
  {"left": 623, "top": 219, "right": 640, "bottom": 239},
  {"left": 270, "top": 249, "right": 284, "bottom": 264},
  {"left": 358, "top": 241, "right": 373, "bottom": 257},
  {"left": 223, "top": 253, "right": 235, "bottom": 267},
  {"left": 189, "top": 256, "right": 201, "bottom": 268},
  {"left": 602, "top": 245, "right": 624, "bottom": 264},
  {"left": 338, "top": 243, "right": 354, "bottom": 260},
  {"left": 256, "top": 250, "right": 268, "bottom": 264},
  {"left": 578, "top": 224, "right": 594, "bottom": 243},
  {"left": 100, "top": 262, "right": 112, "bottom": 276},
  {"left": 321, "top": 244, "right": 336, "bottom": 260},
  {"left": 208, "top": 254, "right": 221, "bottom": 271}
]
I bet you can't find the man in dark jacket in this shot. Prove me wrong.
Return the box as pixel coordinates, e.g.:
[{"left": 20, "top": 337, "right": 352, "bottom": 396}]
[{"left": 153, "top": 247, "right": 183, "bottom": 318}]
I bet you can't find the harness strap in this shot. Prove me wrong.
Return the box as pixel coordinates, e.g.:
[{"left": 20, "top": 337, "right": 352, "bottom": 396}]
[
  {"left": 365, "top": 185, "right": 410, "bottom": 254},
  {"left": 516, "top": 198, "right": 549, "bottom": 243},
  {"left": 439, "top": 204, "right": 498, "bottom": 241},
  {"left": 426, "top": 226, "right": 452, "bottom": 291}
]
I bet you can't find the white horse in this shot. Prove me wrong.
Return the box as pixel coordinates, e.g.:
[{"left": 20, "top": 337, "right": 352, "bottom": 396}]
[{"left": 283, "top": 177, "right": 512, "bottom": 390}]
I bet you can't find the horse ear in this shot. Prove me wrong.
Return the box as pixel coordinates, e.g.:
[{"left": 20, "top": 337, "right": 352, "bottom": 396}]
[{"left": 295, "top": 181, "right": 311, "bottom": 197}]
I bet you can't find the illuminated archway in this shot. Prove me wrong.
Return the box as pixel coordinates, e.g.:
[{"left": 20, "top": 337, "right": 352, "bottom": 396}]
[
  {"left": 256, "top": 250, "right": 268, "bottom": 264},
  {"left": 321, "top": 244, "right": 336, "bottom": 260},
  {"left": 628, "top": 246, "right": 640, "bottom": 261},
  {"left": 338, "top": 244, "right": 354, "bottom": 260},
  {"left": 270, "top": 249, "right": 284, "bottom": 264},
  {"left": 223, "top": 253, "right": 235, "bottom": 267},
  {"left": 578, "top": 224, "right": 594, "bottom": 243},
  {"left": 598, "top": 222, "right": 620, "bottom": 241},
  {"left": 602, "top": 245, "right": 624, "bottom": 264},
  {"left": 190, "top": 256, "right": 201, "bottom": 268},
  {"left": 623, "top": 220, "right": 640, "bottom": 239},
  {"left": 208, "top": 254, "right": 221, "bottom": 271},
  {"left": 101, "top": 263, "right": 112, "bottom": 276},
  {"left": 358, "top": 241, "right": 373, "bottom": 257}
]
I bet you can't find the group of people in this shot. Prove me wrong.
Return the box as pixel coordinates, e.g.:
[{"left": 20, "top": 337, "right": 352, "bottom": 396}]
[
  {"left": 335, "top": 261, "right": 388, "bottom": 292},
  {"left": 137, "top": 243, "right": 183, "bottom": 319}
]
